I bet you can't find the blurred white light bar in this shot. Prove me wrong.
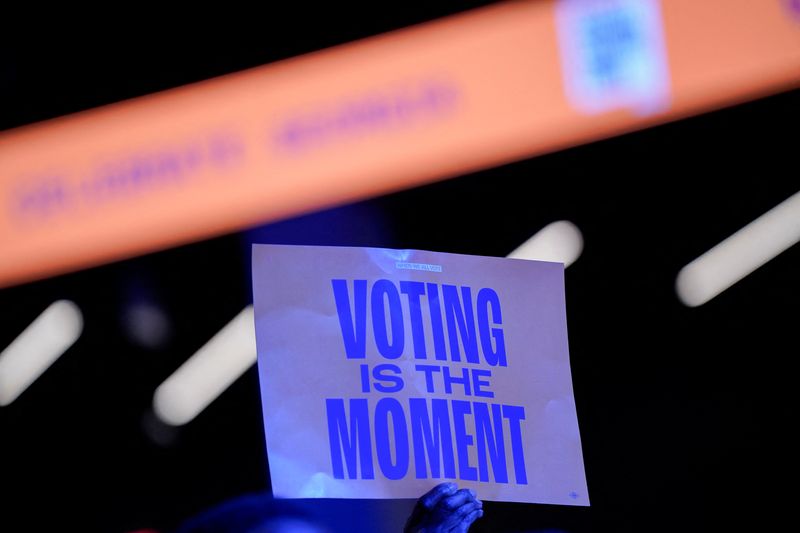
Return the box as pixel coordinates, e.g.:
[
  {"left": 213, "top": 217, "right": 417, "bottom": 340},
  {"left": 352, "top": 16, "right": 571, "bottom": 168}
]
[
  {"left": 676, "top": 191, "right": 800, "bottom": 307},
  {"left": 507, "top": 220, "right": 584, "bottom": 267},
  {"left": 153, "top": 306, "right": 256, "bottom": 426},
  {"left": 0, "top": 300, "right": 83, "bottom": 406}
]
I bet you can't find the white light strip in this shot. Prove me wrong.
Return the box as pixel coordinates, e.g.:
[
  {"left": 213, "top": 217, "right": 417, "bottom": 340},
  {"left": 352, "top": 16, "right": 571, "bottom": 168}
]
[
  {"left": 153, "top": 306, "right": 256, "bottom": 426},
  {"left": 676, "top": 190, "right": 800, "bottom": 307},
  {"left": 507, "top": 220, "right": 584, "bottom": 267},
  {"left": 0, "top": 300, "right": 83, "bottom": 406}
]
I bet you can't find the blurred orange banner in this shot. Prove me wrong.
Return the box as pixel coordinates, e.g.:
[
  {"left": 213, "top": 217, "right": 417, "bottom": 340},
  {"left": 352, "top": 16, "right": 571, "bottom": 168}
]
[{"left": 1, "top": 0, "right": 799, "bottom": 287}]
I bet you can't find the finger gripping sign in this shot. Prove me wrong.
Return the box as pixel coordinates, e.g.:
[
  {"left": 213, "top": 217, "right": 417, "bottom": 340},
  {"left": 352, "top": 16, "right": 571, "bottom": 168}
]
[{"left": 253, "top": 245, "right": 589, "bottom": 505}]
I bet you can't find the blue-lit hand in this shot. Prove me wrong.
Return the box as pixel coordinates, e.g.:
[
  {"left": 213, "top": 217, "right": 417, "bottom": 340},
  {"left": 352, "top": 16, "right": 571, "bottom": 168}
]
[{"left": 404, "top": 483, "right": 484, "bottom": 533}]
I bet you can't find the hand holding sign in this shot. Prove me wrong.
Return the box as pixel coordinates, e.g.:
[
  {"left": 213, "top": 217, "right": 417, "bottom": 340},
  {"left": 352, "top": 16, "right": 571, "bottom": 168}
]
[{"left": 404, "top": 483, "right": 484, "bottom": 533}]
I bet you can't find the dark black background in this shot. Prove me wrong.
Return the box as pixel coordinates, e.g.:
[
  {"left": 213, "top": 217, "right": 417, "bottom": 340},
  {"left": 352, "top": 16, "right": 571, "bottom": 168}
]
[{"left": 1, "top": 4, "right": 797, "bottom": 532}]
